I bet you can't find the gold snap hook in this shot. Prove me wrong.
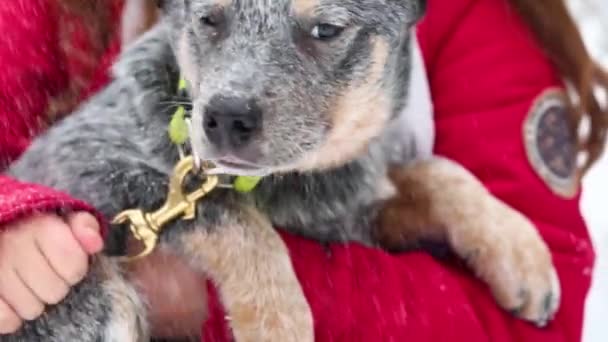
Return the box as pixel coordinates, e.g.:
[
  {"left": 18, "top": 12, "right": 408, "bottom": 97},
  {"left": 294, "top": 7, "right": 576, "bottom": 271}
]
[{"left": 111, "top": 156, "right": 219, "bottom": 261}]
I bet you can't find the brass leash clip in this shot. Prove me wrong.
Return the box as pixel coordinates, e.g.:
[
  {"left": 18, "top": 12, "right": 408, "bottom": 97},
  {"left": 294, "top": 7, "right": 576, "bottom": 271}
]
[{"left": 112, "top": 156, "right": 219, "bottom": 261}]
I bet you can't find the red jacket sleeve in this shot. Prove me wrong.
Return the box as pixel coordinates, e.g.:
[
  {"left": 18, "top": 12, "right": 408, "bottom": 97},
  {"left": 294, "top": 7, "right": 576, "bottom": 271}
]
[
  {"left": 203, "top": 0, "right": 593, "bottom": 341},
  {"left": 0, "top": 176, "right": 101, "bottom": 229},
  {"left": 0, "top": 0, "right": 107, "bottom": 231}
]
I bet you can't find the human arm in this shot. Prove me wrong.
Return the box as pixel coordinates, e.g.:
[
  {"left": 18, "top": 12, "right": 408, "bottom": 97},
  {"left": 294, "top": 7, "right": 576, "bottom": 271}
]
[{"left": 0, "top": 0, "right": 107, "bottom": 333}]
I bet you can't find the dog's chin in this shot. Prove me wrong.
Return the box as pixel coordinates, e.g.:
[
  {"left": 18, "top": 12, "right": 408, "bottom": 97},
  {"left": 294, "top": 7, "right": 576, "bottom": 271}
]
[
  {"left": 203, "top": 158, "right": 306, "bottom": 177},
  {"left": 193, "top": 143, "right": 303, "bottom": 177},
  {"left": 201, "top": 158, "right": 271, "bottom": 177},
  {"left": 206, "top": 164, "right": 271, "bottom": 177}
]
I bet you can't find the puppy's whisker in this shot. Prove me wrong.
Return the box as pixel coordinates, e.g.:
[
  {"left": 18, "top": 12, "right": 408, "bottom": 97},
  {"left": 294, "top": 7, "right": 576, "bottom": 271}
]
[{"left": 158, "top": 100, "right": 192, "bottom": 106}]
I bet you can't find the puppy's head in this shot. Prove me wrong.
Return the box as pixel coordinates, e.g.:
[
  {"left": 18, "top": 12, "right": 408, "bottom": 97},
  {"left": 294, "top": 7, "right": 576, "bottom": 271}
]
[{"left": 158, "top": 0, "right": 425, "bottom": 176}]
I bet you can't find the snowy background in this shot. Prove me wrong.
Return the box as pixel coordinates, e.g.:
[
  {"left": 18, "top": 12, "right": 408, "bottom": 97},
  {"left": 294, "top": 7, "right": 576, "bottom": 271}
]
[{"left": 569, "top": 1, "right": 608, "bottom": 341}]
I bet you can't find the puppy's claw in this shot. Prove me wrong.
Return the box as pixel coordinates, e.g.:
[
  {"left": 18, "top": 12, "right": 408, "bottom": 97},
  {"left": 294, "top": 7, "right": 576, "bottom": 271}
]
[
  {"left": 510, "top": 289, "right": 557, "bottom": 328},
  {"left": 535, "top": 319, "right": 549, "bottom": 328},
  {"left": 534, "top": 293, "right": 557, "bottom": 328}
]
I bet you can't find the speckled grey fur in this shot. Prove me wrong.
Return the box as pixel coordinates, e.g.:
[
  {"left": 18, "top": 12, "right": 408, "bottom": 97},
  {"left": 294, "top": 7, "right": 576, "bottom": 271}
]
[{"left": 2, "top": 1, "right": 425, "bottom": 340}]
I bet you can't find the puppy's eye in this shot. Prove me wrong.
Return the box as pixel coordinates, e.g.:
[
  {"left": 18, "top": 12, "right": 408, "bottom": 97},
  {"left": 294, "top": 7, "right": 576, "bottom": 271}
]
[
  {"left": 201, "top": 16, "right": 218, "bottom": 27},
  {"left": 200, "top": 9, "right": 223, "bottom": 27},
  {"left": 311, "top": 24, "right": 344, "bottom": 41},
  {"left": 155, "top": 0, "right": 164, "bottom": 8}
]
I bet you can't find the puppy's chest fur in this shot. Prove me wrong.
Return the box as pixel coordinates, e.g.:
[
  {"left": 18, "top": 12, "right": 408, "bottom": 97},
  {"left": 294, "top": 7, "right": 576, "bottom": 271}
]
[{"left": 252, "top": 154, "right": 392, "bottom": 244}]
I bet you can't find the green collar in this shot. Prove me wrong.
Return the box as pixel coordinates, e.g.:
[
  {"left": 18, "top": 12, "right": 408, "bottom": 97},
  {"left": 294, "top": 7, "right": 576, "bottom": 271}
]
[{"left": 168, "top": 78, "right": 262, "bottom": 193}]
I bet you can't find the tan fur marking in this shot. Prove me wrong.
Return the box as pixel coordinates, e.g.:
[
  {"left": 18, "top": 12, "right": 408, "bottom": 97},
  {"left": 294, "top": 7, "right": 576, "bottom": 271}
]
[
  {"left": 216, "top": 0, "right": 232, "bottom": 6},
  {"left": 376, "top": 157, "right": 560, "bottom": 322},
  {"left": 180, "top": 208, "right": 313, "bottom": 342},
  {"left": 292, "top": 0, "right": 319, "bottom": 16},
  {"left": 121, "top": 0, "right": 159, "bottom": 46},
  {"left": 177, "top": 31, "right": 199, "bottom": 87},
  {"left": 296, "top": 38, "right": 391, "bottom": 171}
]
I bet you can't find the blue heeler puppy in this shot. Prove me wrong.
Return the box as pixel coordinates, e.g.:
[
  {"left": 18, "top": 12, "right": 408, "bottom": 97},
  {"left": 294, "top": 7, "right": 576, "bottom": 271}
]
[{"left": 3, "top": 0, "right": 559, "bottom": 340}]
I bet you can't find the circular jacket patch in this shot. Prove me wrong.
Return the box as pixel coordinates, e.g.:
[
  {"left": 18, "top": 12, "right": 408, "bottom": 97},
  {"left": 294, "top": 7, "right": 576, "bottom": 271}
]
[{"left": 523, "top": 89, "right": 578, "bottom": 198}]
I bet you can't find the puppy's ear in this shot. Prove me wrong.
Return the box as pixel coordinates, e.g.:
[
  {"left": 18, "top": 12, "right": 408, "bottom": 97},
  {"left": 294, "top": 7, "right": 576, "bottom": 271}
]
[
  {"left": 398, "top": 0, "right": 427, "bottom": 26},
  {"left": 412, "top": 0, "right": 427, "bottom": 23}
]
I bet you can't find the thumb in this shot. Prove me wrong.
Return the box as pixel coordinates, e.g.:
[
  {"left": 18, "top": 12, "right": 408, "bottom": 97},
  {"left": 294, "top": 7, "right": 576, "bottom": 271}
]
[{"left": 67, "top": 212, "right": 104, "bottom": 255}]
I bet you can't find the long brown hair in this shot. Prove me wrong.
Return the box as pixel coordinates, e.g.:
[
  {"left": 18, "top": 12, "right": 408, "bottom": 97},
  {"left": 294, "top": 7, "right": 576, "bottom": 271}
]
[
  {"left": 44, "top": 0, "right": 115, "bottom": 121},
  {"left": 59, "top": 0, "right": 113, "bottom": 54},
  {"left": 510, "top": 0, "right": 608, "bottom": 176}
]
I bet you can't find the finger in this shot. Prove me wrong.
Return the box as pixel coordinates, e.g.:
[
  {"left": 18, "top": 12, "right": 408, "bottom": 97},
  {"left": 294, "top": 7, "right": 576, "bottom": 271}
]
[
  {"left": 0, "top": 270, "right": 44, "bottom": 321},
  {"left": 15, "top": 240, "right": 69, "bottom": 305},
  {"left": 0, "top": 298, "right": 21, "bottom": 334},
  {"left": 35, "top": 217, "right": 89, "bottom": 285},
  {"left": 66, "top": 212, "right": 103, "bottom": 254}
]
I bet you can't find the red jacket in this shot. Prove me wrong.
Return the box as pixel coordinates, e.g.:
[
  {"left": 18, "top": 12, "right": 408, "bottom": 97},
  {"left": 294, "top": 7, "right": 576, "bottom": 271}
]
[{"left": 0, "top": 0, "right": 594, "bottom": 341}]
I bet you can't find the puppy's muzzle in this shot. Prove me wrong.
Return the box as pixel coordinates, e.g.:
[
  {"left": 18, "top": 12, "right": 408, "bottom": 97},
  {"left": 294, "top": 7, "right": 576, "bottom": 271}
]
[{"left": 203, "top": 95, "right": 262, "bottom": 154}]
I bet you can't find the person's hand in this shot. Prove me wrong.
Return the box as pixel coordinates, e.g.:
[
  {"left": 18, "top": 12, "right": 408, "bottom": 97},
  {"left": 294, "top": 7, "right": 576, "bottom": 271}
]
[
  {"left": 0, "top": 213, "right": 103, "bottom": 334},
  {"left": 126, "top": 248, "right": 209, "bottom": 339}
]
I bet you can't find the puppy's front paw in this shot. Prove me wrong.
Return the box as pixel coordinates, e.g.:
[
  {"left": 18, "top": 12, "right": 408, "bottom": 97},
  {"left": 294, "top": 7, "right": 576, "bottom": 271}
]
[{"left": 461, "top": 201, "right": 560, "bottom": 327}]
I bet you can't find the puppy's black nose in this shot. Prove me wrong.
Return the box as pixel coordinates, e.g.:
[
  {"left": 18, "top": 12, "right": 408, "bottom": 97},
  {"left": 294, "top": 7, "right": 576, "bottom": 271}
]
[{"left": 203, "top": 96, "right": 262, "bottom": 149}]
